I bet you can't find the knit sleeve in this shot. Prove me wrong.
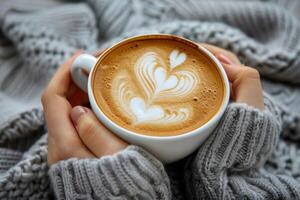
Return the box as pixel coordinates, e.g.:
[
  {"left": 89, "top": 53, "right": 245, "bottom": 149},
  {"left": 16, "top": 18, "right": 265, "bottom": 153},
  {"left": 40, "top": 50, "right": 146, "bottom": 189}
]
[
  {"left": 200, "top": 103, "right": 280, "bottom": 170},
  {"left": 185, "top": 102, "right": 298, "bottom": 199},
  {"left": 48, "top": 145, "right": 171, "bottom": 200}
]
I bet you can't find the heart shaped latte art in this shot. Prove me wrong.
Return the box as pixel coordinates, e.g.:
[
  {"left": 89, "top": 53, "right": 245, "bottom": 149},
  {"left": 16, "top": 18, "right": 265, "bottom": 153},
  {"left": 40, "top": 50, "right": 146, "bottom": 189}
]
[
  {"left": 129, "top": 97, "right": 190, "bottom": 124},
  {"left": 130, "top": 97, "right": 164, "bottom": 123},
  {"left": 134, "top": 50, "right": 199, "bottom": 101},
  {"left": 169, "top": 49, "right": 187, "bottom": 70},
  {"left": 112, "top": 49, "right": 199, "bottom": 125},
  {"left": 153, "top": 67, "right": 178, "bottom": 96}
]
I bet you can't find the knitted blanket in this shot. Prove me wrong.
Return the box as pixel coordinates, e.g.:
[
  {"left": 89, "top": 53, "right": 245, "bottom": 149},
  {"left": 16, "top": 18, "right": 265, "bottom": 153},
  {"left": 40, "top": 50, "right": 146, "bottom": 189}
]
[{"left": 0, "top": 0, "right": 300, "bottom": 199}]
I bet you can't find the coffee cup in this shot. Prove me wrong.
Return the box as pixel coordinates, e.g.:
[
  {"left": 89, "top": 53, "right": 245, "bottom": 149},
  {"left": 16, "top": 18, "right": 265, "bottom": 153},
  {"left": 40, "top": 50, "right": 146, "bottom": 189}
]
[{"left": 71, "top": 34, "right": 230, "bottom": 163}]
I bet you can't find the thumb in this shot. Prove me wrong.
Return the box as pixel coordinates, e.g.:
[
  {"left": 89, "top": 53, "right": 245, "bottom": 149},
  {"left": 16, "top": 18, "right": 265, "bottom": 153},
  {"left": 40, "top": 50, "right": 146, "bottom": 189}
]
[{"left": 70, "top": 106, "right": 128, "bottom": 157}]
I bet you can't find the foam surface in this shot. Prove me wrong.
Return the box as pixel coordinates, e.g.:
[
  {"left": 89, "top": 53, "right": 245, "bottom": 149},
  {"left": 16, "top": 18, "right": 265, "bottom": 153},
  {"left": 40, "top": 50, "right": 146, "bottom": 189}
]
[{"left": 93, "top": 39, "right": 224, "bottom": 136}]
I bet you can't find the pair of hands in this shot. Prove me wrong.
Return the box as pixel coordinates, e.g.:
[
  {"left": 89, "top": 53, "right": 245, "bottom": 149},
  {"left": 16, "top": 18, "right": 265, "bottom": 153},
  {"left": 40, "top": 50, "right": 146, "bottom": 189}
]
[{"left": 42, "top": 44, "right": 264, "bottom": 165}]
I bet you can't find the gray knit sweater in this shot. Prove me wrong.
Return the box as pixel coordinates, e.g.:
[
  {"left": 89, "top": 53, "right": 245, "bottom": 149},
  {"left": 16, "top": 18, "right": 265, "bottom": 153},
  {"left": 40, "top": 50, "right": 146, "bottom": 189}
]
[
  {"left": 48, "top": 101, "right": 286, "bottom": 199},
  {"left": 1, "top": 0, "right": 300, "bottom": 199}
]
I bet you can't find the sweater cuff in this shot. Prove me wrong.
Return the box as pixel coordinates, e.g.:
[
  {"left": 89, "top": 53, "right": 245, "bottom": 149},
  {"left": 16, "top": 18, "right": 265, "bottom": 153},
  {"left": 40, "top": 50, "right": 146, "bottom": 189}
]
[
  {"left": 198, "top": 103, "right": 281, "bottom": 170},
  {"left": 49, "top": 145, "right": 171, "bottom": 199}
]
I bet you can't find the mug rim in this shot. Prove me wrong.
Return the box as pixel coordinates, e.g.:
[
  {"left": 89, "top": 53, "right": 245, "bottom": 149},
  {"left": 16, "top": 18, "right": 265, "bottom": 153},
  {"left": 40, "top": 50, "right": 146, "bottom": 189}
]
[{"left": 88, "top": 34, "right": 230, "bottom": 141}]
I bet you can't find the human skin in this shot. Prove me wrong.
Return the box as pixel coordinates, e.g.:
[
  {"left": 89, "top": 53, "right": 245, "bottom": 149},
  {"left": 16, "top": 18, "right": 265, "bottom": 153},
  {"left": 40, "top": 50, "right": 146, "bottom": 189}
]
[{"left": 41, "top": 44, "right": 264, "bottom": 165}]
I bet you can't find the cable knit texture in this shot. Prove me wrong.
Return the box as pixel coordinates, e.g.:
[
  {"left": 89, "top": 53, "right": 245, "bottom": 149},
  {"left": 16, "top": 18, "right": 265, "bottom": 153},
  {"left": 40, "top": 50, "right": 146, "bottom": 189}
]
[{"left": 0, "top": 0, "right": 300, "bottom": 199}]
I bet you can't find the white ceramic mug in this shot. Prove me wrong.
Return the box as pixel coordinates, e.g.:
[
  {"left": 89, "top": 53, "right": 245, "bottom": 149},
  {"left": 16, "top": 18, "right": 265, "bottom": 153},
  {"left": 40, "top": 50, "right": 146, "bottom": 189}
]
[{"left": 71, "top": 34, "right": 230, "bottom": 163}]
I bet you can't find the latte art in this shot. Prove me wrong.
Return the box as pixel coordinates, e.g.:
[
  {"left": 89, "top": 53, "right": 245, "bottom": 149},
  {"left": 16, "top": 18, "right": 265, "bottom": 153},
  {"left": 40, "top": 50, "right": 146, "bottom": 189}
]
[
  {"left": 93, "top": 38, "right": 225, "bottom": 136},
  {"left": 112, "top": 50, "right": 198, "bottom": 125},
  {"left": 129, "top": 97, "right": 190, "bottom": 125},
  {"left": 112, "top": 72, "right": 192, "bottom": 125},
  {"left": 169, "top": 49, "right": 186, "bottom": 69},
  {"left": 135, "top": 51, "right": 199, "bottom": 102}
]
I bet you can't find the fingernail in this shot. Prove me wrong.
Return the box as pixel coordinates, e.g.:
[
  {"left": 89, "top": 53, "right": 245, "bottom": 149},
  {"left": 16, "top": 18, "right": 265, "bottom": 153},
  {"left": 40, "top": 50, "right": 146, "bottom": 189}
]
[
  {"left": 71, "top": 106, "right": 87, "bottom": 126},
  {"left": 216, "top": 53, "right": 233, "bottom": 65}
]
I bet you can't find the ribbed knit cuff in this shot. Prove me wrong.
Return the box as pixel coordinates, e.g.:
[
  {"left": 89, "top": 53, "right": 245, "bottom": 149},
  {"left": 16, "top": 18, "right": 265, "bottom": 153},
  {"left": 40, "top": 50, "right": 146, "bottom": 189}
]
[
  {"left": 194, "top": 103, "right": 281, "bottom": 171},
  {"left": 221, "top": 103, "right": 280, "bottom": 169},
  {"left": 49, "top": 145, "right": 171, "bottom": 200},
  {"left": 186, "top": 103, "right": 293, "bottom": 200}
]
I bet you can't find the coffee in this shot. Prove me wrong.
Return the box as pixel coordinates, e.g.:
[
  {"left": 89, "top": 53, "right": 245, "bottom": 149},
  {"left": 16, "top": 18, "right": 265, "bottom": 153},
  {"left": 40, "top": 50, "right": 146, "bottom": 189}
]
[{"left": 92, "top": 38, "right": 225, "bottom": 136}]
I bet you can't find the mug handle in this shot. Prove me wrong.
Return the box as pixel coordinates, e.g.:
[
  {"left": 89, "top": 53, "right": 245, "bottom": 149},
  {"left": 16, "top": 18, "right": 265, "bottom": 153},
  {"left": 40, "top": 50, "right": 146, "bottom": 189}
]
[{"left": 71, "top": 54, "right": 97, "bottom": 92}]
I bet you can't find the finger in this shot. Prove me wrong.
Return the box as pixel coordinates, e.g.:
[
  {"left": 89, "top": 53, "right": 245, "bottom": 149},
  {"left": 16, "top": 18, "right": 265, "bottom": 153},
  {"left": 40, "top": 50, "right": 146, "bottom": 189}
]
[
  {"left": 231, "top": 67, "right": 264, "bottom": 111},
  {"left": 47, "top": 50, "right": 83, "bottom": 97},
  {"left": 233, "top": 76, "right": 264, "bottom": 111},
  {"left": 70, "top": 106, "right": 128, "bottom": 157},
  {"left": 42, "top": 51, "right": 89, "bottom": 143},
  {"left": 44, "top": 94, "right": 95, "bottom": 161},
  {"left": 42, "top": 51, "right": 83, "bottom": 137},
  {"left": 47, "top": 135, "right": 95, "bottom": 165},
  {"left": 203, "top": 48, "right": 263, "bottom": 109},
  {"left": 200, "top": 43, "right": 241, "bottom": 65},
  {"left": 221, "top": 63, "right": 264, "bottom": 110},
  {"left": 217, "top": 62, "right": 242, "bottom": 83},
  {"left": 43, "top": 93, "right": 79, "bottom": 142},
  {"left": 221, "top": 63, "right": 260, "bottom": 83}
]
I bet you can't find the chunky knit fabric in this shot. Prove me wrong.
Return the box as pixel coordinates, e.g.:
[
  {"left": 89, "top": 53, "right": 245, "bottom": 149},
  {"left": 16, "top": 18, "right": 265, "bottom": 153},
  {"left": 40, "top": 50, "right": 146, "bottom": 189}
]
[
  {"left": 49, "top": 146, "right": 172, "bottom": 199},
  {"left": 0, "top": 0, "right": 300, "bottom": 199},
  {"left": 48, "top": 102, "right": 286, "bottom": 199}
]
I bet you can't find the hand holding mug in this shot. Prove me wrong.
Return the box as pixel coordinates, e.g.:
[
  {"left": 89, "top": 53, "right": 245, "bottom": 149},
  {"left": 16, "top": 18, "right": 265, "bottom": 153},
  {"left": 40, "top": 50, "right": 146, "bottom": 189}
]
[
  {"left": 42, "top": 51, "right": 127, "bottom": 165},
  {"left": 70, "top": 35, "right": 230, "bottom": 163},
  {"left": 202, "top": 44, "right": 264, "bottom": 111},
  {"left": 43, "top": 35, "right": 264, "bottom": 165}
]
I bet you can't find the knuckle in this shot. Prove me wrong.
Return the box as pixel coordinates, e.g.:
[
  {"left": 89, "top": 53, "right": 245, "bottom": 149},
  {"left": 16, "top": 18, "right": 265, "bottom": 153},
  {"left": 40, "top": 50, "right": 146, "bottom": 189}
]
[
  {"left": 41, "top": 90, "right": 49, "bottom": 105},
  {"left": 229, "top": 54, "right": 239, "bottom": 63},
  {"left": 41, "top": 88, "right": 53, "bottom": 105},
  {"left": 220, "top": 48, "right": 238, "bottom": 60},
  {"left": 244, "top": 67, "right": 260, "bottom": 77},
  {"left": 227, "top": 51, "right": 237, "bottom": 59},
  {"left": 78, "top": 117, "right": 98, "bottom": 136},
  {"left": 238, "top": 67, "right": 260, "bottom": 79}
]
